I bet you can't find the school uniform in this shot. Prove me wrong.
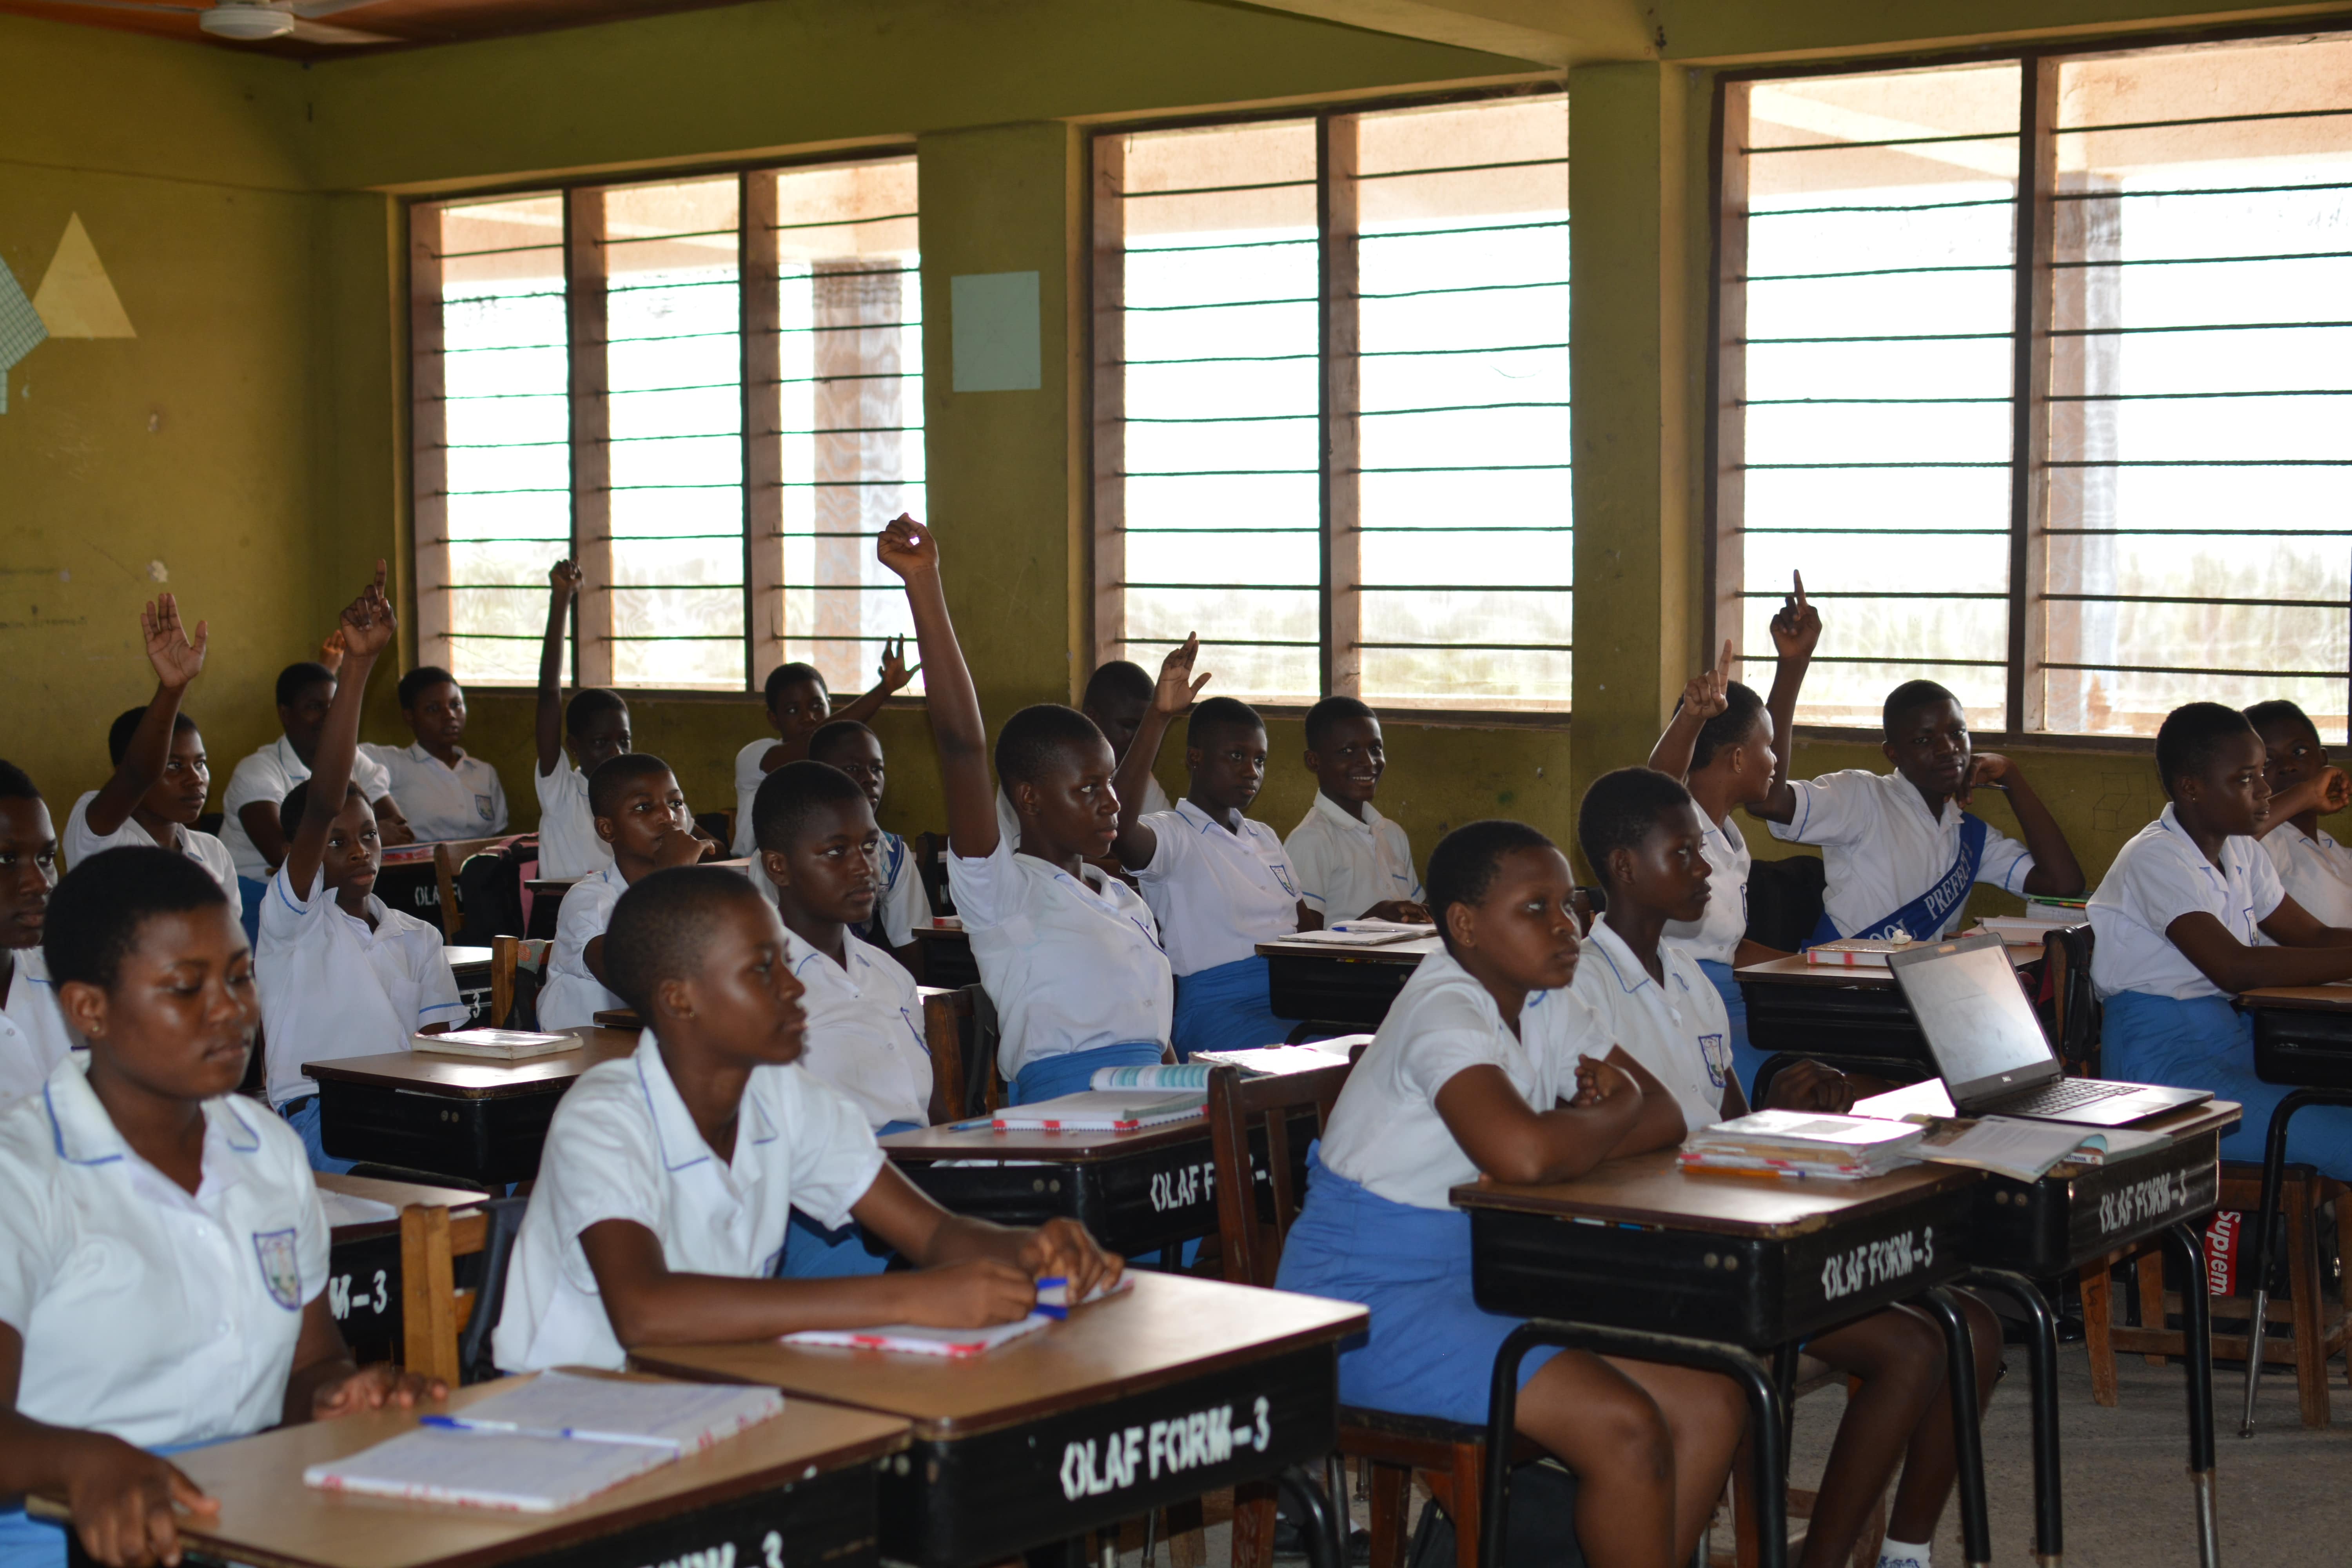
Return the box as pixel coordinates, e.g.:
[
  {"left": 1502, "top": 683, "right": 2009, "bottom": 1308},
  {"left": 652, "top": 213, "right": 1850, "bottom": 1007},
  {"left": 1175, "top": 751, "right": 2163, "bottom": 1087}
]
[
  {"left": 1574, "top": 921, "right": 1736, "bottom": 1138},
  {"left": 1769, "top": 768, "right": 2034, "bottom": 941},
  {"left": 218, "top": 736, "right": 393, "bottom": 882},
  {"left": 361, "top": 741, "right": 508, "bottom": 844},
  {"left": 2091, "top": 804, "right": 2352, "bottom": 1175},
  {"left": 0, "top": 1054, "right": 327, "bottom": 1568},
  {"left": 0, "top": 947, "right": 77, "bottom": 1106},
  {"left": 63, "top": 793, "right": 243, "bottom": 929},
  {"left": 2262, "top": 822, "right": 2352, "bottom": 931},
  {"left": 1284, "top": 793, "right": 1422, "bottom": 924},
  {"left": 1661, "top": 810, "right": 1768, "bottom": 1095},
  {"left": 731, "top": 738, "right": 777, "bottom": 858},
  {"left": 259, "top": 863, "right": 465, "bottom": 1172},
  {"left": 1134, "top": 800, "right": 1304, "bottom": 1060},
  {"left": 535, "top": 755, "right": 613, "bottom": 881},
  {"left": 945, "top": 829, "right": 1172, "bottom": 1103},
  {"left": 855, "top": 831, "right": 932, "bottom": 951},
  {"left": 1274, "top": 947, "right": 1598, "bottom": 1425},
  {"left": 537, "top": 863, "right": 630, "bottom": 1031},
  {"left": 490, "top": 1031, "right": 885, "bottom": 1372},
  {"left": 995, "top": 775, "right": 1170, "bottom": 850}
]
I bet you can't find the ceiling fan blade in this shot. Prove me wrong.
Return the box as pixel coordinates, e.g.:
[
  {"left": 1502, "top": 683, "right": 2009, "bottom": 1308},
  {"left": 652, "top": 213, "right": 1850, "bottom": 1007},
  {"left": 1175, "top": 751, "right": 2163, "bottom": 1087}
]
[
  {"left": 288, "top": 14, "right": 396, "bottom": 41},
  {"left": 290, "top": 0, "right": 390, "bottom": 19},
  {"left": 36, "top": 0, "right": 207, "bottom": 15}
]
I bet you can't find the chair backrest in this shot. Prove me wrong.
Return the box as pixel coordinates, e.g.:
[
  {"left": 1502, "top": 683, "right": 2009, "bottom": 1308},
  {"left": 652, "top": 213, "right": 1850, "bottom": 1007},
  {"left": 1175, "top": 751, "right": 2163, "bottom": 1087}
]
[
  {"left": 696, "top": 809, "right": 735, "bottom": 849},
  {"left": 1743, "top": 853, "right": 1827, "bottom": 954},
  {"left": 492, "top": 936, "right": 553, "bottom": 1031},
  {"left": 2044, "top": 922, "right": 2100, "bottom": 1074},
  {"left": 1204, "top": 1055, "right": 1358, "bottom": 1289},
  {"left": 432, "top": 835, "right": 513, "bottom": 938},
  {"left": 401, "top": 1194, "right": 526, "bottom": 1386},
  {"left": 920, "top": 982, "right": 1001, "bottom": 1120}
]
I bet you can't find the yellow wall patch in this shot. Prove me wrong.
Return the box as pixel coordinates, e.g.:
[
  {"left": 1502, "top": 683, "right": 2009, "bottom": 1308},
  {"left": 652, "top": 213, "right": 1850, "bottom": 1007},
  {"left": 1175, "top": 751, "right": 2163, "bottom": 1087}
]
[{"left": 33, "top": 214, "right": 135, "bottom": 339}]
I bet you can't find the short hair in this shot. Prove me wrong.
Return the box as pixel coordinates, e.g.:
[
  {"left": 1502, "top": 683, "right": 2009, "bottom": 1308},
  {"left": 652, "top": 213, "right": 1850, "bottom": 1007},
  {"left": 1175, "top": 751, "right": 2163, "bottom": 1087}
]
[
  {"left": 764, "top": 662, "right": 828, "bottom": 706},
  {"left": 752, "top": 760, "right": 869, "bottom": 853},
  {"left": 276, "top": 661, "right": 334, "bottom": 709},
  {"left": 45, "top": 846, "right": 229, "bottom": 991},
  {"left": 1690, "top": 682, "right": 1767, "bottom": 772},
  {"left": 1303, "top": 695, "right": 1376, "bottom": 753},
  {"left": 995, "top": 704, "right": 1108, "bottom": 790},
  {"left": 1426, "top": 819, "right": 1557, "bottom": 945},
  {"left": 1882, "top": 679, "right": 1960, "bottom": 739},
  {"left": 2245, "top": 699, "right": 2322, "bottom": 750},
  {"left": 2156, "top": 702, "right": 2257, "bottom": 797},
  {"left": 1578, "top": 767, "right": 1697, "bottom": 889},
  {"left": 1186, "top": 695, "right": 1264, "bottom": 751},
  {"left": 588, "top": 753, "right": 677, "bottom": 820},
  {"left": 0, "top": 760, "right": 39, "bottom": 802},
  {"left": 280, "top": 777, "right": 363, "bottom": 828},
  {"left": 806, "top": 720, "right": 878, "bottom": 768},
  {"left": 565, "top": 687, "right": 629, "bottom": 738},
  {"left": 1082, "top": 660, "right": 1154, "bottom": 711},
  {"left": 603, "top": 865, "right": 771, "bottom": 1018},
  {"left": 397, "top": 665, "right": 459, "bottom": 709},
  {"left": 108, "top": 706, "right": 198, "bottom": 767}
]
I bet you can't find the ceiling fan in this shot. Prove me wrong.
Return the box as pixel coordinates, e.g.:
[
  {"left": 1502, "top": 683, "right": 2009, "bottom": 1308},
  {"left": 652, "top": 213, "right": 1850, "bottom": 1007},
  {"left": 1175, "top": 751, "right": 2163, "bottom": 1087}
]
[{"left": 39, "top": 0, "right": 399, "bottom": 44}]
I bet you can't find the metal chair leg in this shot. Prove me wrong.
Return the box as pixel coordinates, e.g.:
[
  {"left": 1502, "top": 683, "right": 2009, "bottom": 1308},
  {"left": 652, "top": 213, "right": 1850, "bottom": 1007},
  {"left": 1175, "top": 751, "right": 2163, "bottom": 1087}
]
[
  {"left": 2238, "top": 1088, "right": 2352, "bottom": 1436},
  {"left": 1915, "top": 1289, "right": 1992, "bottom": 1568},
  {"left": 2167, "top": 1223, "right": 2221, "bottom": 1568},
  {"left": 1964, "top": 1270, "right": 2062, "bottom": 1566}
]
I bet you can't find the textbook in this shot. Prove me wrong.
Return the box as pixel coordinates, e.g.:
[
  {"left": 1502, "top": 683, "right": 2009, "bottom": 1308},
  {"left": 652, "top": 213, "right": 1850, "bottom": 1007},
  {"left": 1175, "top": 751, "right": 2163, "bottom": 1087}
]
[
  {"left": 991, "top": 1088, "right": 1205, "bottom": 1132},
  {"left": 781, "top": 1276, "right": 1131, "bottom": 1357},
  {"left": 1975, "top": 914, "right": 2076, "bottom": 940},
  {"left": 303, "top": 1372, "right": 784, "bottom": 1512},
  {"left": 1090, "top": 1063, "right": 1225, "bottom": 1091},
  {"left": 1801, "top": 937, "right": 1919, "bottom": 967},
  {"left": 1281, "top": 926, "right": 1426, "bottom": 948},
  {"left": 1910, "top": 1116, "right": 2111, "bottom": 1183},
  {"left": 412, "top": 1028, "right": 577, "bottom": 1061},
  {"left": 1682, "top": 1111, "right": 1927, "bottom": 1179}
]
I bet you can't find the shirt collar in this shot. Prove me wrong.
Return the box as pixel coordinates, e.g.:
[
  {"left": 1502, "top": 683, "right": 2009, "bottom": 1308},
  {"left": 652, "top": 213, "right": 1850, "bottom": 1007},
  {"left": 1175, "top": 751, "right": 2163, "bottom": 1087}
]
[
  {"left": 632, "top": 1031, "right": 777, "bottom": 1173},
  {"left": 1885, "top": 769, "right": 1957, "bottom": 831},
  {"left": 271, "top": 734, "right": 309, "bottom": 776},
  {"left": 42, "top": 1053, "right": 262, "bottom": 1167},
  {"left": 781, "top": 924, "right": 859, "bottom": 995},
  {"left": 1310, "top": 790, "right": 1380, "bottom": 837},
  {"left": 1580, "top": 920, "right": 1656, "bottom": 998}
]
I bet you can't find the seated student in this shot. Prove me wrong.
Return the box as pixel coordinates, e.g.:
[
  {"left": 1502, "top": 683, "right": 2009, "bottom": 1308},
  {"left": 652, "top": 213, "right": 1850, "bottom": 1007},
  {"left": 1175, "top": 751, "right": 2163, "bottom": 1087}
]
[
  {"left": 539, "top": 755, "right": 717, "bottom": 1032},
  {"left": 260, "top": 568, "right": 466, "bottom": 1172},
  {"left": 64, "top": 595, "right": 241, "bottom": 935},
  {"left": 533, "top": 560, "right": 629, "bottom": 881},
  {"left": 804, "top": 720, "right": 930, "bottom": 963},
  {"left": 882, "top": 515, "right": 1173, "bottom": 1104},
  {"left": 2091, "top": 702, "right": 2352, "bottom": 1175},
  {"left": 753, "top": 760, "right": 933, "bottom": 1278},
  {"left": 731, "top": 648, "right": 913, "bottom": 857},
  {"left": 361, "top": 666, "right": 508, "bottom": 844},
  {"left": 0, "top": 766, "right": 73, "bottom": 1105},
  {"left": 2244, "top": 699, "right": 2352, "bottom": 930},
  {"left": 1753, "top": 666, "right": 2084, "bottom": 941},
  {"left": 0, "top": 847, "right": 439, "bottom": 1568},
  {"left": 219, "top": 661, "right": 412, "bottom": 905},
  {"left": 1111, "top": 642, "right": 1310, "bottom": 1060},
  {"left": 1284, "top": 695, "right": 1426, "bottom": 926},
  {"left": 1275, "top": 819, "right": 1744, "bottom": 1568},
  {"left": 994, "top": 659, "right": 1171, "bottom": 849},
  {"left": 491, "top": 866, "right": 1119, "bottom": 1372},
  {"left": 1573, "top": 768, "right": 1999, "bottom": 1568}
]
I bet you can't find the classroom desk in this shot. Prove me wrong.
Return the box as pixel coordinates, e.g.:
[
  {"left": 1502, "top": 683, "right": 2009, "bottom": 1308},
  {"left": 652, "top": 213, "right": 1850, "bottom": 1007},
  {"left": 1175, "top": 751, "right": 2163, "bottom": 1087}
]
[
  {"left": 1454, "top": 1152, "right": 1989, "bottom": 1568},
  {"left": 1254, "top": 934, "right": 1438, "bottom": 1027},
  {"left": 913, "top": 920, "right": 980, "bottom": 988},
  {"left": 316, "top": 1172, "right": 489, "bottom": 1364},
  {"left": 632, "top": 1271, "right": 1366, "bottom": 1568},
  {"left": 308, "top": 1026, "right": 637, "bottom": 1185},
  {"left": 30, "top": 1371, "right": 911, "bottom": 1568},
  {"left": 1735, "top": 942, "right": 2042, "bottom": 1077},
  {"left": 376, "top": 844, "right": 446, "bottom": 934},
  {"left": 446, "top": 944, "right": 493, "bottom": 1028}
]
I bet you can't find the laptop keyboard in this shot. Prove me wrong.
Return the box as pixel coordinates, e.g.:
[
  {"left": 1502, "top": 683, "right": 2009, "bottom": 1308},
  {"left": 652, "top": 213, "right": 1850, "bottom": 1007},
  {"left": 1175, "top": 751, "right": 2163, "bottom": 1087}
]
[{"left": 1987, "top": 1077, "right": 2138, "bottom": 1116}]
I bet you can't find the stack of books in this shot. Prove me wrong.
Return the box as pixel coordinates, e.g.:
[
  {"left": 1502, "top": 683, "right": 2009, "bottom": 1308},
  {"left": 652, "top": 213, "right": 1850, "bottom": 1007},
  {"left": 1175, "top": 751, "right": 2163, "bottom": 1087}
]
[{"left": 1680, "top": 1110, "right": 1928, "bottom": 1181}]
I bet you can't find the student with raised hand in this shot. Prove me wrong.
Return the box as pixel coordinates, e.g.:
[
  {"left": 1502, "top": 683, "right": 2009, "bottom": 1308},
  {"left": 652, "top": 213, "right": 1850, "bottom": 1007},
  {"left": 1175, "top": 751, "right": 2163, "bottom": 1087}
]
[
  {"left": 1572, "top": 768, "right": 1999, "bottom": 1568},
  {"left": 361, "top": 666, "right": 508, "bottom": 844},
  {"left": 490, "top": 866, "right": 1121, "bottom": 1373},
  {"left": 0, "top": 847, "right": 442, "bottom": 1568},
  {"left": 0, "top": 766, "right": 73, "bottom": 1105},
  {"left": 1111, "top": 639, "right": 1313, "bottom": 1060},
  {"left": 2091, "top": 702, "right": 2352, "bottom": 1176},
  {"left": 1276, "top": 818, "right": 1744, "bottom": 1568},
  {"left": 534, "top": 560, "right": 628, "bottom": 881},
  {"left": 2242, "top": 699, "right": 2352, "bottom": 928},
  {"left": 730, "top": 648, "right": 914, "bottom": 858},
  {"left": 1285, "top": 695, "right": 1427, "bottom": 926},
  {"left": 218, "top": 661, "right": 412, "bottom": 904},
  {"left": 994, "top": 659, "right": 1170, "bottom": 849},
  {"left": 879, "top": 514, "right": 1174, "bottom": 1104},
  {"left": 804, "top": 720, "right": 930, "bottom": 966},
  {"left": 259, "top": 566, "right": 466, "bottom": 1172},
  {"left": 537, "top": 754, "right": 718, "bottom": 1032}
]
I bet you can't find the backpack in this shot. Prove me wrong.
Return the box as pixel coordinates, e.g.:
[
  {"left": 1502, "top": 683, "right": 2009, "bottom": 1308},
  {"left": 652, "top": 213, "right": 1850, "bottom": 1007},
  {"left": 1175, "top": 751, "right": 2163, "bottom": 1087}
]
[{"left": 454, "top": 836, "right": 537, "bottom": 944}]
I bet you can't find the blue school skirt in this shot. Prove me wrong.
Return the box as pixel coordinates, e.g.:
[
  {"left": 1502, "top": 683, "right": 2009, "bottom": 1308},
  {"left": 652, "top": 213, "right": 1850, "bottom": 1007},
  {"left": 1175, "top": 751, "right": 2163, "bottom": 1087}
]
[
  {"left": 2103, "top": 991, "right": 2352, "bottom": 1179},
  {"left": 781, "top": 1120, "right": 922, "bottom": 1278},
  {"left": 1010, "top": 1040, "right": 1165, "bottom": 1105},
  {"left": 1171, "top": 956, "right": 1300, "bottom": 1062},
  {"left": 1274, "top": 1149, "right": 1563, "bottom": 1427},
  {"left": 1695, "top": 959, "right": 1767, "bottom": 1101},
  {"left": 236, "top": 876, "right": 266, "bottom": 947},
  {"left": 0, "top": 1440, "right": 215, "bottom": 1568}
]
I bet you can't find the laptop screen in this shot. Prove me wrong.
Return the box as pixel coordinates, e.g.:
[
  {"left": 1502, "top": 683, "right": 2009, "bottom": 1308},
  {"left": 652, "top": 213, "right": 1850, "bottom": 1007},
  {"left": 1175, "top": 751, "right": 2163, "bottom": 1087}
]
[{"left": 1889, "top": 934, "right": 2059, "bottom": 1103}]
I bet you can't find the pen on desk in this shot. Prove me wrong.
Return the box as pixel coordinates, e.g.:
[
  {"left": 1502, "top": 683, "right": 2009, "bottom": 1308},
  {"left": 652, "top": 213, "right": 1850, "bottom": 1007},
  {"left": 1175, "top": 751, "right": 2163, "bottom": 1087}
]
[{"left": 944, "top": 1116, "right": 995, "bottom": 1132}]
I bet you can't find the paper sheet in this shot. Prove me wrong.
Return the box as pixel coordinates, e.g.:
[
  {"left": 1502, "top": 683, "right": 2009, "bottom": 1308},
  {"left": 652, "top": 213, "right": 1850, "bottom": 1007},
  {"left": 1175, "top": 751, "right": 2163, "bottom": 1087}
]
[
  {"left": 305, "top": 1426, "right": 668, "bottom": 1513},
  {"left": 316, "top": 1191, "right": 401, "bottom": 1229},
  {"left": 446, "top": 1369, "right": 783, "bottom": 1450}
]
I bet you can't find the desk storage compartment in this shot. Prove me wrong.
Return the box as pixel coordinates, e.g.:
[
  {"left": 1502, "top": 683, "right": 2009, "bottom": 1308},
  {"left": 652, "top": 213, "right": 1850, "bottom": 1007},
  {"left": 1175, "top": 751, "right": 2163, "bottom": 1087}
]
[
  {"left": 317, "top": 1081, "right": 564, "bottom": 1187},
  {"left": 1265, "top": 953, "right": 1416, "bottom": 1027},
  {"left": 1967, "top": 1130, "right": 2223, "bottom": 1277},
  {"left": 2252, "top": 1006, "right": 2352, "bottom": 1089},
  {"left": 1740, "top": 978, "right": 1935, "bottom": 1071}
]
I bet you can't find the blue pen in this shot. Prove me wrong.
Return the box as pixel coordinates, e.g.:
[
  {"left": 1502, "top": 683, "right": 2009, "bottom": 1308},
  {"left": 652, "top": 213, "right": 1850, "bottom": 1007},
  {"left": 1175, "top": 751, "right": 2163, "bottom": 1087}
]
[{"left": 945, "top": 1116, "right": 995, "bottom": 1132}]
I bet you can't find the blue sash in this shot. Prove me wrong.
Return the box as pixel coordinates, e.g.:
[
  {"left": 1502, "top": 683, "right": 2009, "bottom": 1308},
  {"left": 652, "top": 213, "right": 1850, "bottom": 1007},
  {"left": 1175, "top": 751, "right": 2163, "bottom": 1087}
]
[
  {"left": 1010, "top": 1039, "right": 1163, "bottom": 1104},
  {"left": 1810, "top": 813, "right": 1988, "bottom": 944}
]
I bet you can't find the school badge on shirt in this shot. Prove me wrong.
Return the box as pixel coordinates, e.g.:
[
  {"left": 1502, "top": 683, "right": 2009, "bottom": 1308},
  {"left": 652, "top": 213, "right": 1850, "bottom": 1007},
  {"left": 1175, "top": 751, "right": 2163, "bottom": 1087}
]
[
  {"left": 1698, "top": 1033, "right": 1732, "bottom": 1091},
  {"left": 475, "top": 793, "right": 495, "bottom": 824},
  {"left": 253, "top": 1227, "right": 303, "bottom": 1310}
]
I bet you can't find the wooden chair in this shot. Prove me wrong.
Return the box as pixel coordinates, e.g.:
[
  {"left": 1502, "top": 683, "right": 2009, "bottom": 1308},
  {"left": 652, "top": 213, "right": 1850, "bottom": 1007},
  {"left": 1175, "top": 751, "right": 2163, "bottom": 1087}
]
[
  {"left": 432, "top": 835, "right": 512, "bottom": 939},
  {"left": 919, "top": 983, "right": 1000, "bottom": 1121},
  {"left": 491, "top": 936, "right": 553, "bottom": 1031},
  {"left": 398, "top": 1196, "right": 526, "bottom": 1386}
]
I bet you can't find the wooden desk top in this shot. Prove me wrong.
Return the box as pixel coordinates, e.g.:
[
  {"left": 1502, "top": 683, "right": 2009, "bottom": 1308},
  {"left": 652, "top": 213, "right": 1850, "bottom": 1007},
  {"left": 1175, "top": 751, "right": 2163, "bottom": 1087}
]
[
  {"left": 1734, "top": 942, "right": 2040, "bottom": 989},
  {"left": 27, "top": 1372, "right": 909, "bottom": 1568},
  {"left": 913, "top": 920, "right": 966, "bottom": 939},
  {"left": 1851, "top": 1080, "right": 2244, "bottom": 1154},
  {"left": 1451, "top": 1147, "right": 1979, "bottom": 1238},
  {"left": 1255, "top": 934, "right": 1439, "bottom": 965},
  {"left": 316, "top": 1172, "right": 487, "bottom": 1240},
  {"left": 2238, "top": 983, "right": 2352, "bottom": 1011},
  {"left": 631, "top": 1272, "right": 1366, "bottom": 1441},
  {"left": 881, "top": 1115, "right": 1209, "bottom": 1163},
  {"left": 305, "top": 1027, "right": 637, "bottom": 1099}
]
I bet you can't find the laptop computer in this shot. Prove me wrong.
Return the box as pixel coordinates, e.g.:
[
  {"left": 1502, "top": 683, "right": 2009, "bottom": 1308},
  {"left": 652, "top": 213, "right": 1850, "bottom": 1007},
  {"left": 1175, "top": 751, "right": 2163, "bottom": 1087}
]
[{"left": 1886, "top": 930, "right": 2210, "bottom": 1127}]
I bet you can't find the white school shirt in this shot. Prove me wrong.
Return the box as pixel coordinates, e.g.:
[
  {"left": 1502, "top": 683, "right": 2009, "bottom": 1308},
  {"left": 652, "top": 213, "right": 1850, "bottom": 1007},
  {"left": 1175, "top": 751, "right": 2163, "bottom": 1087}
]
[
  {"left": 539, "top": 863, "right": 631, "bottom": 1031},
  {"left": 1284, "top": 793, "right": 1422, "bottom": 924},
  {"left": 2262, "top": 823, "right": 2352, "bottom": 933},
  {"left": 1319, "top": 946, "right": 1601, "bottom": 1210},
  {"left": 0, "top": 1054, "right": 328, "bottom": 1448},
  {"left": 2089, "top": 804, "right": 2284, "bottom": 1002},
  {"left": 782, "top": 925, "right": 931, "bottom": 1131},
  {"left": 1133, "top": 800, "right": 1302, "bottom": 977},
  {"left": 535, "top": 755, "right": 613, "bottom": 880},
  {"left": 362, "top": 742, "right": 508, "bottom": 844},
  {"left": 731, "top": 738, "right": 776, "bottom": 858},
  {"left": 1661, "top": 811, "right": 1753, "bottom": 967},
  {"left": 946, "top": 831, "right": 1172, "bottom": 1080},
  {"left": 1769, "top": 768, "right": 2034, "bottom": 938},
  {"left": 995, "top": 775, "right": 1170, "bottom": 851},
  {"left": 1572, "top": 921, "right": 1736, "bottom": 1139},
  {"left": 258, "top": 863, "right": 466, "bottom": 1106},
  {"left": 864, "top": 831, "right": 933, "bottom": 949},
  {"left": 491, "top": 1032, "right": 885, "bottom": 1373},
  {"left": 219, "top": 736, "right": 394, "bottom": 880},
  {"left": 64, "top": 792, "right": 243, "bottom": 923},
  {"left": 0, "top": 946, "right": 78, "bottom": 1105}
]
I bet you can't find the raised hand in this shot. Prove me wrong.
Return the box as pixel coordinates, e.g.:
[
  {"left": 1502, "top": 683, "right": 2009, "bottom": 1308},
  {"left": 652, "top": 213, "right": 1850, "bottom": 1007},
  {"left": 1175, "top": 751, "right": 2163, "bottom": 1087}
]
[
  {"left": 1768, "top": 570, "right": 1821, "bottom": 662},
  {"left": 877, "top": 514, "right": 938, "bottom": 580},
  {"left": 338, "top": 561, "right": 398, "bottom": 661},
  {"left": 549, "top": 558, "right": 584, "bottom": 598},
  {"left": 877, "top": 634, "right": 916, "bottom": 692},
  {"left": 1681, "top": 637, "right": 1735, "bottom": 722},
  {"left": 141, "top": 593, "right": 207, "bottom": 691},
  {"left": 1152, "top": 634, "right": 1211, "bottom": 717},
  {"left": 317, "top": 627, "right": 346, "bottom": 675}
]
